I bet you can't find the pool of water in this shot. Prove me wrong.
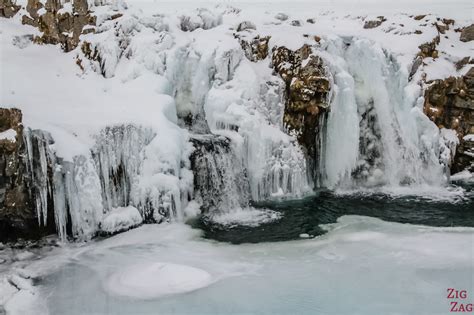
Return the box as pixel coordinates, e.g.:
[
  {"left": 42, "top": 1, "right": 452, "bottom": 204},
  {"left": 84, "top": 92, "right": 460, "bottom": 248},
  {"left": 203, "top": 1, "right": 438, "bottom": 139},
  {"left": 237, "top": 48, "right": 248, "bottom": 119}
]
[{"left": 195, "top": 183, "right": 474, "bottom": 243}]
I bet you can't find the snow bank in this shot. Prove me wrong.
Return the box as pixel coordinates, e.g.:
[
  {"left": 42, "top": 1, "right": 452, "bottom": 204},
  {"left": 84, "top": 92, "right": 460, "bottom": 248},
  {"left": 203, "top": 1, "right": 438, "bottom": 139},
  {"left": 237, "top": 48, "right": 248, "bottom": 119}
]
[{"left": 100, "top": 206, "right": 143, "bottom": 234}]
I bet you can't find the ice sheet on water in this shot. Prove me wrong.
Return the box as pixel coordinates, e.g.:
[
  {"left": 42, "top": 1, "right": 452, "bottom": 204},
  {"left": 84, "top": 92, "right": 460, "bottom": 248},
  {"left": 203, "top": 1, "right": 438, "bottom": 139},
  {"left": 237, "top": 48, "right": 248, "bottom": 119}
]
[
  {"left": 204, "top": 207, "right": 282, "bottom": 228},
  {"left": 333, "top": 184, "right": 468, "bottom": 202},
  {"left": 5, "top": 216, "right": 470, "bottom": 315},
  {"left": 105, "top": 262, "right": 213, "bottom": 299}
]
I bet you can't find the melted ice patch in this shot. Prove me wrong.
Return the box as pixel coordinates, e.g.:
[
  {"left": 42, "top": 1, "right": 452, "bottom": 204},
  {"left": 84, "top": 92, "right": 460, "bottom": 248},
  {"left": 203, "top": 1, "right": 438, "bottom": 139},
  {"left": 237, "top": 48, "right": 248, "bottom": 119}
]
[
  {"left": 205, "top": 208, "right": 282, "bottom": 228},
  {"left": 105, "top": 262, "right": 213, "bottom": 299}
]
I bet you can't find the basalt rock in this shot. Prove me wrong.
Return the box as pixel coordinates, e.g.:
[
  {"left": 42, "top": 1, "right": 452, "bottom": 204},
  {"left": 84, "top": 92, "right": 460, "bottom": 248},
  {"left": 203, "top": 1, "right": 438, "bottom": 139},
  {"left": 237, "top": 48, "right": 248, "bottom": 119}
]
[
  {"left": 0, "top": 0, "right": 20, "bottom": 18},
  {"left": 424, "top": 67, "right": 474, "bottom": 172},
  {"left": 21, "top": 0, "right": 96, "bottom": 52},
  {"left": 236, "top": 33, "right": 270, "bottom": 62},
  {"left": 0, "top": 109, "right": 50, "bottom": 241},
  {"left": 272, "top": 44, "right": 330, "bottom": 177},
  {"left": 460, "top": 24, "right": 474, "bottom": 42}
]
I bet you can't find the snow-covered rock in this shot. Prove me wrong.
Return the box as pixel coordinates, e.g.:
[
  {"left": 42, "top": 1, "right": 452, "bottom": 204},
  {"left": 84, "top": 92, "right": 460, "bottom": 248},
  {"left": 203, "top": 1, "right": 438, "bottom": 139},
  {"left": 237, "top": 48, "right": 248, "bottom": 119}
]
[{"left": 100, "top": 206, "right": 143, "bottom": 235}]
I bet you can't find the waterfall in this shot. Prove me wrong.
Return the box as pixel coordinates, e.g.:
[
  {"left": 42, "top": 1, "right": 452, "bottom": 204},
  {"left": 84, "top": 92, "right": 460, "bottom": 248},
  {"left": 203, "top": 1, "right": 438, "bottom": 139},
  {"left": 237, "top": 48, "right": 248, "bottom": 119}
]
[
  {"left": 190, "top": 135, "right": 249, "bottom": 213},
  {"left": 17, "top": 33, "right": 453, "bottom": 241},
  {"left": 166, "top": 42, "right": 312, "bottom": 203},
  {"left": 318, "top": 37, "right": 446, "bottom": 189}
]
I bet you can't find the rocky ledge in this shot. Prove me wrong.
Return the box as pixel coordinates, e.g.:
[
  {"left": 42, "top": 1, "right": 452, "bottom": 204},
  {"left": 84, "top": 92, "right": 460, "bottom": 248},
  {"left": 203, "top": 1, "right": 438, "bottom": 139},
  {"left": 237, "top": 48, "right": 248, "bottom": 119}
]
[{"left": 424, "top": 67, "right": 474, "bottom": 173}]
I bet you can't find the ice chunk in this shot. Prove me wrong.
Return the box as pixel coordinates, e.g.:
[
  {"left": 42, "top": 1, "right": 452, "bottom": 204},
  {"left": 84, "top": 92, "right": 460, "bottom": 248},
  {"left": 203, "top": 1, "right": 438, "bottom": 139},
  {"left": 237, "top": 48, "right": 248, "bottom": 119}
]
[{"left": 205, "top": 207, "right": 282, "bottom": 228}]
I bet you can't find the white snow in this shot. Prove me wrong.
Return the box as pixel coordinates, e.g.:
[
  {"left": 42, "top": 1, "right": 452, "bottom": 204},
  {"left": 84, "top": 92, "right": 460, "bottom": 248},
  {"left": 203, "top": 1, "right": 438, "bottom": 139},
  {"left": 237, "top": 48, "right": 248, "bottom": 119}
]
[
  {"left": 100, "top": 206, "right": 143, "bottom": 234},
  {"left": 0, "top": 129, "right": 16, "bottom": 142},
  {"left": 463, "top": 134, "right": 474, "bottom": 142}
]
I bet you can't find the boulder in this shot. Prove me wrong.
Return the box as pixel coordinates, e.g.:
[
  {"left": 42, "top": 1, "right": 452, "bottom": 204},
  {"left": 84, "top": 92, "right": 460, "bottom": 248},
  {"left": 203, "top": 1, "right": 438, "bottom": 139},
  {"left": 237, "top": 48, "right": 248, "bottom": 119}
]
[{"left": 460, "top": 24, "right": 474, "bottom": 42}]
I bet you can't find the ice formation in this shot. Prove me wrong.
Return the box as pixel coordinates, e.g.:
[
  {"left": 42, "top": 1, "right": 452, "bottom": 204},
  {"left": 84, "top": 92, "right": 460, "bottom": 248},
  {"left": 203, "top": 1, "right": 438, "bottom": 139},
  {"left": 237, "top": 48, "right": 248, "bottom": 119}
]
[
  {"left": 319, "top": 37, "right": 448, "bottom": 189},
  {"left": 1, "top": 1, "right": 467, "bottom": 240}
]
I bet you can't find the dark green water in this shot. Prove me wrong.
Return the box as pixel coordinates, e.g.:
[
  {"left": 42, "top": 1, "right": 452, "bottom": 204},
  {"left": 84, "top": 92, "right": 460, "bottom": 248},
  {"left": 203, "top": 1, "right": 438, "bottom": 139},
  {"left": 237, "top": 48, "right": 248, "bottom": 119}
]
[{"left": 194, "top": 182, "right": 474, "bottom": 244}]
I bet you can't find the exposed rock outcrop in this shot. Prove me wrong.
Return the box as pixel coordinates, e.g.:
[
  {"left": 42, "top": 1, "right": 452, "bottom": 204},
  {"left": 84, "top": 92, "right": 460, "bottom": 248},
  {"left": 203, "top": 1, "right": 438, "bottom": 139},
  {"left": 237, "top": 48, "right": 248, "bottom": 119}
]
[
  {"left": 418, "top": 35, "right": 440, "bottom": 59},
  {"left": 271, "top": 44, "right": 330, "bottom": 177},
  {"left": 424, "top": 67, "right": 474, "bottom": 172},
  {"left": 0, "top": 0, "right": 20, "bottom": 18},
  {"left": 363, "top": 16, "right": 386, "bottom": 29},
  {"left": 460, "top": 24, "right": 474, "bottom": 42},
  {"left": 20, "top": 0, "right": 95, "bottom": 52},
  {"left": 236, "top": 34, "right": 270, "bottom": 62},
  {"left": 0, "top": 109, "right": 50, "bottom": 241}
]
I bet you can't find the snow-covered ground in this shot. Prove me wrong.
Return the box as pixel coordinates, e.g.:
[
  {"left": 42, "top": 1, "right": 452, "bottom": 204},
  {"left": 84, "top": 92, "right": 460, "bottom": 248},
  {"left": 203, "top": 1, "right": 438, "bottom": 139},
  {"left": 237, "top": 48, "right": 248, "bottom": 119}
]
[{"left": 0, "top": 216, "right": 473, "bottom": 314}]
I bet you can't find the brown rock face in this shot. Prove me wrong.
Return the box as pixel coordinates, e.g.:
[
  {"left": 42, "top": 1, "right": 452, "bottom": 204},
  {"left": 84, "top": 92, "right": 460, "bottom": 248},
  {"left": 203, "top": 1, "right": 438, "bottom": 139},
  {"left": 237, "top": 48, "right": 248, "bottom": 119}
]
[
  {"left": 272, "top": 45, "right": 330, "bottom": 177},
  {"left": 21, "top": 0, "right": 95, "bottom": 52},
  {"left": 0, "top": 109, "right": 40, "bottom": 241},
  {"left": 424, "top": 67, "right": 474, "bottom": 172},
  {"left": 460, "top": 24, "right": 474, "bottom": 42},
  {"left": 0, "top": 0, "right": 20, "bottom": 18}
]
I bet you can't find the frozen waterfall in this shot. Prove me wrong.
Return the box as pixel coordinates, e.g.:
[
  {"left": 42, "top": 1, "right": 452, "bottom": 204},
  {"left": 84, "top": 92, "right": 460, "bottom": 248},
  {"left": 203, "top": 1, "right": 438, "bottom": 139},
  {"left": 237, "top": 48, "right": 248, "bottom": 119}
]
[
  {"left": 23, "top": 125, "right": 192, "bottom": 241},
  {"left": 318, "top": 37, "right": 447, "bottom": 189},
  {"left": 18, "top": 31, "right": 454, "bottom": 241}
]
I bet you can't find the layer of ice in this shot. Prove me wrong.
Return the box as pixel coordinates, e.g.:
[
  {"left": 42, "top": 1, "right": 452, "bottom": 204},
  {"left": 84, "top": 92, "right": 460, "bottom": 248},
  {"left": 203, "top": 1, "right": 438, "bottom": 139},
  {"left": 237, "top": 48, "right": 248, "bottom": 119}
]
[
  {"left": 106, "top": 262, "right": 213, "bottom": 299},
  {"left": 204, "top": 207, "right": 282, "bottom": 228},
  {"left": 1, "top": 215, "right": 470, "bottom": 314}
]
